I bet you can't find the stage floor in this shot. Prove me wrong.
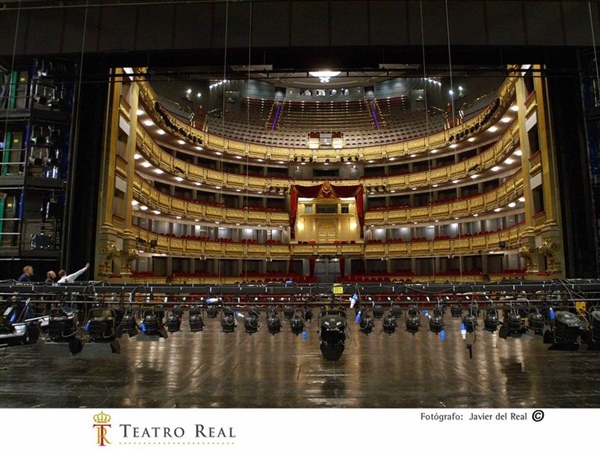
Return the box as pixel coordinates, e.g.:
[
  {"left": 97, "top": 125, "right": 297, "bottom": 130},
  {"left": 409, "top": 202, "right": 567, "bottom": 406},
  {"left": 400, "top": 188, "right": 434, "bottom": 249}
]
[{"left": 1, "top": 312, "right": 600, "bottom": 409}]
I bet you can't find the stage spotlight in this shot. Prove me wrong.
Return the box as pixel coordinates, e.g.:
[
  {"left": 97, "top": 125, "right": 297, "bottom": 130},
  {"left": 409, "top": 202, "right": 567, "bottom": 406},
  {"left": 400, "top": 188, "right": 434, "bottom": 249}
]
[
  {"left": 528, "top": 307, "right": 545, "bottom": 335},
  {"left": 45, "top": 307, "right": 83, "bottom": 355},
  {"left": 141, "top": 311, "right": 159, "bottom": 334},
  {"left": 543, "top": 311, "right": 584, "bottom": 349},
  {"left": 319, "top": 307, "right": 347, "bottom": 361},
  {"left": 81, "top": 306, "right": 121, "bottom": 355},
  {"left": 304, "top": 307, "right": 313, "bottom": 321},
  {"left": 358, "top": 309, "right": 374, "bottom": 334},
  {"left": 283, "top": 306, "right": 295, "bottom": 320},
  {"left": 462, "top": 308, "right": 478, "bottom": 333},
  {"left": 266, "top": 307, "right": 282, "bottom": 335},
  {"left": 372, "top": 304, "right": 384, "bottom": 319},
  {"left": 290, "top": 314, "right": 305, "bottom": 335},
  {"left": 166, "top": 311, "right": 182, "bottom": 333},
  {"left": 48, "top": 307, "right": 78, "bottom": 342},
  {"left": 188, "top": 305, "right": 204, "bottom": 332},
  {"left": 390, "top": 303, "right": 402, "bottom": 318},
  {"left": 405, "top": 306, "right": 421, "bottom": 333},
  {"left": 221, "top": 308, "right": 236, "bottom": 333},
  {"left": 427, "top": 307, "right": 444, "bottom": 334},
  {"left": 85, "top": 307, "right": 117, "bottom": 342},
  {"left": 499, "top": 305, "right": 525, "bottom": 339},
  {"left": 121, "top": 309, "right": 139, "bottom": 336},
  {"left": 206, "top": 304, "right": 218, "bottom": 319},
  {"left": 140, "top": 310, "right": 168, "bottom": 338},
  {"left": 243, "top": 309, "right": 260, "bottom": 334},
  {"left": 382, "top": 312, "right": 397, "bottom": 334},
  {"left": 451, "top": 304, "right": 462, "bottom": 317},
  {"left": 590, "top": 309, "right": 600, "bottom": 343},
  {"left": 0, "top": 317, "right": 40, "bottom": 347},
  {"left": 484, "top": 307, "right": 500, "bottom": 333}
]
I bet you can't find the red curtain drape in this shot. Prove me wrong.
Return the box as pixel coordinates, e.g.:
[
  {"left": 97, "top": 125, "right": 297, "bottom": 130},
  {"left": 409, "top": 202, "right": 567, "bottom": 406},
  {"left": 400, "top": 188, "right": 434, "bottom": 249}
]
[
  {"left": 290, "top": 182, "right": 364, "bottom": 239},
  {"left": 339, "top": 258, "right": 345, "bottom": 277},
  {"left": 355, "top": 189, "right": 364, "bottom": 238},
  {"left": 290, "top": 187, "right": 298, "bottom": 239}
]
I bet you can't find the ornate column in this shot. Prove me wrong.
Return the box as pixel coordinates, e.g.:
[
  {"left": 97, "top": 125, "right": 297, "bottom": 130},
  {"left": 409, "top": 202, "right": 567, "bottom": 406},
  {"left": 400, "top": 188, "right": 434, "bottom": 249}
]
[
  {"left": 119, "top": 80, "right": 141, "bottom": 275},
  {"left": 514, "top": 74, "right": 539, "bottom": 274},
  {"left": 95, "top": 68, "right": 123, "bottom": 278},
  {"left": 532, "top": 65, "right": 565, "bottom": 277}
]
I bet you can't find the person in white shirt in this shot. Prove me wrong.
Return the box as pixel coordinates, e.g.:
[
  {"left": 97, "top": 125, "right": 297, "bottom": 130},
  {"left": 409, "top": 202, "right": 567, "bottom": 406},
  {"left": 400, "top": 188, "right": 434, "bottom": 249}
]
[{"left": 57, "top": 262, "right": 90, "bottom": 284}]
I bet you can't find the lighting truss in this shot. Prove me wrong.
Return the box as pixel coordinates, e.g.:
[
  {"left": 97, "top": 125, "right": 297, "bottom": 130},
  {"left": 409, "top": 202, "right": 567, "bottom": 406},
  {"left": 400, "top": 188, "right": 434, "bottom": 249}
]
[{"left": 2, "top": 279, "right": 600, "bottom": 357}]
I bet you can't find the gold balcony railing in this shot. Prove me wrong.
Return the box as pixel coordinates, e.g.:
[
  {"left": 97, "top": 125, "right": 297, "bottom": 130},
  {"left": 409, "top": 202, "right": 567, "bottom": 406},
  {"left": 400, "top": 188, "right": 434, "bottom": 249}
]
[
  {"left": 132, "top": 173, "right": 289, "bottom": 226},
  {"left": 365, "top": 169, "right": 524, "bottom": 224},
  {"left": 128, "top": 99, "right": 526, "bottom": 194},
  {"left": 122, "top": 221, "right": 532, "bottom": 260},
  {"left": 130, "top": 167, "right": 523, "bottom": 227},
  {"left": 136, "top": 70, "right": 519, "bottom": 163}
]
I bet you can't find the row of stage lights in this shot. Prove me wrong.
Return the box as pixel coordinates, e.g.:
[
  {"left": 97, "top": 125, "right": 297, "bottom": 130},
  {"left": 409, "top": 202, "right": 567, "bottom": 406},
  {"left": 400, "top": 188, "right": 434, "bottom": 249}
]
[{"left": 29, "top": 296, "right": 600, "bottom": 360}]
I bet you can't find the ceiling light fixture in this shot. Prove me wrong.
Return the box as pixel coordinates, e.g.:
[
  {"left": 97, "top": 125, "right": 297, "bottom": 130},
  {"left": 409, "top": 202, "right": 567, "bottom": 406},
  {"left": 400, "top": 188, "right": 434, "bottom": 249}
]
[{"left": 309, "top": 70, "right": 341, "bottom": 83}]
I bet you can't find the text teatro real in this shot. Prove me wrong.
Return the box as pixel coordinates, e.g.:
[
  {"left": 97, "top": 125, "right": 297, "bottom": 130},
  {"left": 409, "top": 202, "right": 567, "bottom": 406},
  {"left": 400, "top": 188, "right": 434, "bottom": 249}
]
[{"left": 119, "top": 424, "right": 237, "bottom": 439}]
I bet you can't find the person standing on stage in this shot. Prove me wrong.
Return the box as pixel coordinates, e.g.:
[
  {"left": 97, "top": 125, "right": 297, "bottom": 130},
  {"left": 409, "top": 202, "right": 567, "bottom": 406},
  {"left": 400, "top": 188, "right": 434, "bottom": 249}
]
[
  {"left": 57, "top": 262, "right": 90, "bottom": 284},
  {"left": 17, "top": 265, "right": 34, "bottom": 282}
]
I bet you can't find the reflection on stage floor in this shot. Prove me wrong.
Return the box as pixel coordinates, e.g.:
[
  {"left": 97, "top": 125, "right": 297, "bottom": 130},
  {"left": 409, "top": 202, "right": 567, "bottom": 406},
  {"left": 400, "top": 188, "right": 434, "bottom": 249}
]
[{"left": 1, "top": 312, "right": 600, "bottom": 408}]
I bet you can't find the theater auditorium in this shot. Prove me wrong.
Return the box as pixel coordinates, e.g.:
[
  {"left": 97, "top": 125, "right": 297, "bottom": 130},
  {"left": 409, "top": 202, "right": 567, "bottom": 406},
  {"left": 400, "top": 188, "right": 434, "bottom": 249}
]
[{"left": 1, "top": 0, "right": 600, "bottom": 408}]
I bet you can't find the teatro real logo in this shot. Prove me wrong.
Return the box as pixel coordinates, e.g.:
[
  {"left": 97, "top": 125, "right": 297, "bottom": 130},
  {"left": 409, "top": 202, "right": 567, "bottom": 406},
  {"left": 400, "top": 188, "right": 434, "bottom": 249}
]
[{"left": 93, "top": 411, "right": 112, "bottom": 447}]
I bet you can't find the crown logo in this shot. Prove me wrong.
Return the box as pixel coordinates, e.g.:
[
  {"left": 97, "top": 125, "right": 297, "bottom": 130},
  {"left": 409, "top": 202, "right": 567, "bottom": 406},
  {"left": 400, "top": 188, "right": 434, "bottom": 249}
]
[{"left": 93, "top": 411, "right": 111, "bottom": 424}]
